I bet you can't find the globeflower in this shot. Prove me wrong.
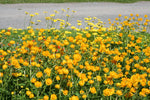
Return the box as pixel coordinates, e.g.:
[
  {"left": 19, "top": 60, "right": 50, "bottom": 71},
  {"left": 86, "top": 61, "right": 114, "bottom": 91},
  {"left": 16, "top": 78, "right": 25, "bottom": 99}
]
[
  {"left": 26, "top": 91, "right": 32, "bottom": 96},
  {"left": 45, "top": 78, "right": 53, "bottom": 86},
  {"left": 0, "top": 80, "right": 2, "bottom": 84},
  {"left": 69, "top": 95, "right": 79, "bottom": 100},
  {"left": 73, "top": 53, "right": 82, "bottom": 62},
  {"left": 55, "top": 84, "right": 60, "bottom": 89},
  {"left": 103, "top": 88, "right": 115, "bottom": 96},
  {"left": 10, "top": 40, "right": 15, "bottom": 44},
  {"left": 36, "top": 72, "right": 43, "bottom": 78},
  {"left": 63, "top": 90, "right": 68, "bottom": 96},
  {"left": 79, "top": 80, "right": 85, "bottom": 86},
  {"left": 90, "top": 87, "right": 97, "bottom": 94},
  {"left": 50, "top": 94, "right": 57, "bottom": 100},
  {"left": 82, "top": 94, "right": 87, "bottom": 99},
  {"left": 0, "top": 72, "right": 3, "bottom": 77},
  {"left": 31, "top": 78, "right": 36, "bottom": 83},
  {"left": 2, "top": 64, "right": 7, "bottom": 70},
  {"left": 116, "top": 90, "right": 123, "bottom": 96},
  {"left": 43, "top": 95, "right": 49, "bottom": 100},
  {"left": 34, "top": 81, "right": 42, "bottom": 88},
  {"left": 96, "top": 75, "right": 102, "bottom": 82},
  {"left": 29, "top": 93, "right": 34, "bottom": 98},
  {"left": 44, "top": 68, "right": 51, "bottom": 76}
]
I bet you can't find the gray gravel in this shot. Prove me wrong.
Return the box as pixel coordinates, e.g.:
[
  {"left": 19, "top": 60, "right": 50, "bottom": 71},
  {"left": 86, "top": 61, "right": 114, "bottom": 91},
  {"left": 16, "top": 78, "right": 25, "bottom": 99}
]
[{"left": 1, "top": 1, "right": 150, "bottom": 29}]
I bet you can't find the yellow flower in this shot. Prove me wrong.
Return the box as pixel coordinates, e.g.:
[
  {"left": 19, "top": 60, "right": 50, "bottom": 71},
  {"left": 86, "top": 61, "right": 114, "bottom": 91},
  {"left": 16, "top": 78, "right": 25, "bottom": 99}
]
[
  {"left": 50, "top": 94, "right": 57, "bottom": 100},
  {"left": 133, "top": 56, "right": 139, "bottom": 61},
  {"left": 79, "top": 80, "right": 85, "bottom": 86},
  {"left": 125, "top": 65, "right": 130, "bottom": 70},
  {"left": 55, "top": 84, "right": 60, "bottom": 89},
  {"left": 63, "top": 90, "right": 68, "bottom": 96},
  {"left": 38, "top": 36, "right": 43, "bottom": 41},
  {"left": 143, "top": 58, "right": 149, "bottom": 63},
  {"left": 116, "top": 90, "right": 123, "bottom": 96},
  {"left": 11, "top": 91, "right": 14, "bottom": 95},
  {"left": 25, "top": 11, "right": 29, "bottom": 15},
  {"left": 10, "top": 40, "right": 15, "bottom": 44},
  {"left": 43, "top": 95, "right": 49, "bottom": 100},
  {"left": 67, "top": 81, "right": 73, "bottom": 87},
  {"left": 29, "top": 93, "right": 34, "bottom": 98},
  {"left": 103, "top": 88, "right": 115, "bottom": 96},
  {"left": 36, "top": 72, "right": 43, "bottom": 78},
  {"left": 44, "top": 68, "right": 51, "bottom": 76},
  {"left": 139, "top": 92, "right": 146, "bottom": 97},
  {"left": 0, "top": 80, "right": 2, "bottom": 84},
  {"left": 0, "top": 72, "right": 3, "bottom": 77},
  {"left": 23, "top": 61, "right": 29, "bottom": 66},
  {"left": 5, "top": 32, "right": 11, "bottom": 35},
  {"left": 103, "top": 68, "right": 109, "bottom": 73},
  {"left": 56, "top": 53, "right": 61, "bottom": 58},
  {"left": 86, "top": 33, "right": 91, "bottom": 38},
  {"left": 45, "top": 78, "right": 52, "bottom": 86},
  {"left": 2, "top": 64, "right": 7, "bottom": 70},
  {"left": 31, "top": 78, "right": 36, "bottom": 83},
  {"left": 88, "top": 80, "right": 94, "bottom": 84},
  {"left": 96, "top": 75, "right": 102, "bottom": 82},
  {"left": 73, "top": 53, "right": 82, "bottom": 62},
  {"left": 90, "top": 87, "right": 97, "bottom": 94},
  {"left": 148, "top": 81, "right": 150, "bottom": 86},
  {"left": 92, "top": 32, "right": 98, "bottom": 35},
  {"left": 34, "top": 81, "right": 42, "bottom": 88},
  {"left": 69, "top": 95, "right": 79, "bottom": 100},
  {"left": 26, "top": 91, "right": 32, "bottom": 96},
  {"left": 62, "top": 68, "right": 69, "bottom": 74},
  {"left": 30, "top": 14, "right": 34, "bottom": 17},
  {"left": 82, "top": 94, "right": 87, "bottom": 99},
  {"left": 35, "top": 12, "right": 39, "bottom": 15},
  {"left": 70, "top": 44, "right": 75, "bottom": 48},
  {"left": 56, "top": 76, "right": 60, "bottom": 81},
  {"left": 80, "top": 90, "right": 84, "bottom": 94}
]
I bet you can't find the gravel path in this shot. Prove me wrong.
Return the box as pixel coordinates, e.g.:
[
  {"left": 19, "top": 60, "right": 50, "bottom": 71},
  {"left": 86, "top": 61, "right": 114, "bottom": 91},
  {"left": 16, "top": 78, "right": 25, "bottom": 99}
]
[{"left": 0, "top": 1, "right": 150, "bottom": 29}]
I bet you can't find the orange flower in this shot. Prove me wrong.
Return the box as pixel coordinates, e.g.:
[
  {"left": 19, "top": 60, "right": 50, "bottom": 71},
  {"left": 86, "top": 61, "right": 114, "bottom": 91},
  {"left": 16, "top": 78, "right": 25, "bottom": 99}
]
[
  {"left": 44, "top": 68, "right": 51, "bottom": 76},
  {"left": 29, "top": 93, "right": 34, "bottom": 98},
  {"left": 31, "top": 78, "right": 36, "bottom": 83},
  {"left": 73, "top": 53, "right": 82, "bottom": 62},
  {"left": 43, "top": 95, "right": 49, "bottom": 100},
  {"left": 63, "top": 90, "right": 68, "bottom": 96},
  {"left": 50, "top": 94, "right": 57, "bottom": 100},
  {"left": 55, "top": 84, "right": 60, "bottom": 89},
  {"left": 56, "top": 76, "right": 60, "bottom": 81},
  {"left": 116, "top": 90, "right": 123, "bottom": 96},
  {"left": 69, "top": 95, "right": 79, "bottom": 100},
  {"left": 2, "top": 64, "right": 7, "bottom": 70},
  {"left": 96, "top": 76, "right": 102, "bottom": 82},
  {"left": 79, "top": 80, "right": 85, "bottom": 86},
  {"left": 103, "top": 88, "right": 115, "bottom": 96},
  {"left": 90, "top": 87, "right": 97, "bottom": 94},
  {"left": 26, "top": 91, "right": 32, "bottom": 96},
  {"left": 103, "top": 68, "right": 109, "bottom": 73},
  {"left": 36, "top": 72, "right": 43, "bottom": 78},
  {"left": 133, "top": 56, "right": 139, "bottom": 61},
  {"left": 10, "top": 40, "right": 15, "bottom": 44},
  {"left": 34, "top": 81, "right": 42, "bottom": 88},
  {"left": 0, "top": 72, "right": 3, "bottom": 77},
  {"left": 88, "top": 80, "right": 94, "bottom": 84},
  {"left": 82, "top": 94, "right": 87, "bottom": 99},
  {"left": 45, "top": 78, "right": 52, "bottom": 86}
]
